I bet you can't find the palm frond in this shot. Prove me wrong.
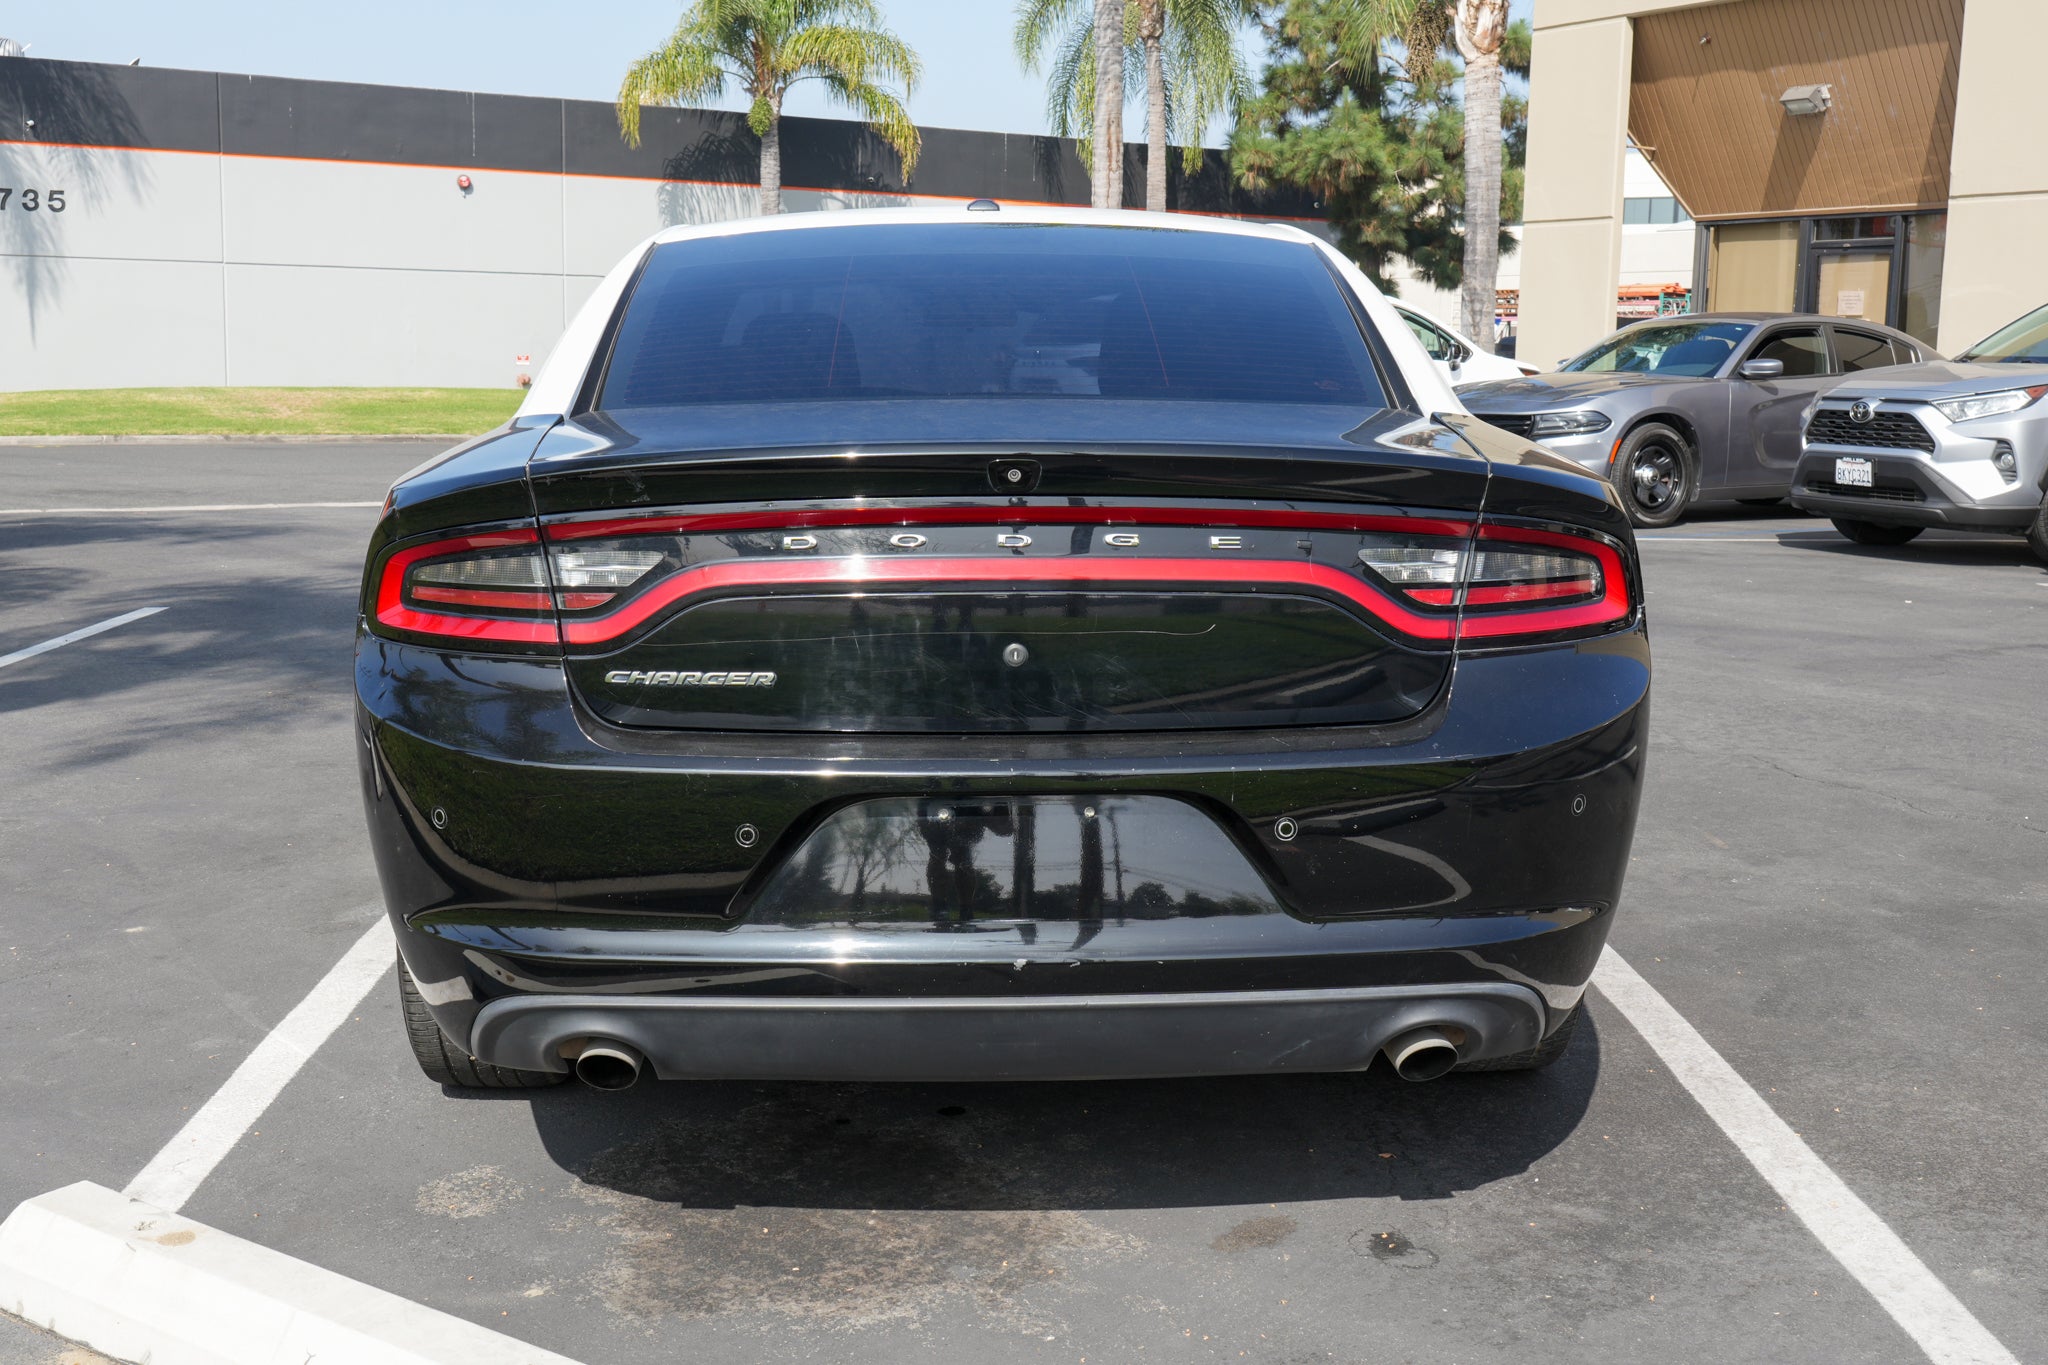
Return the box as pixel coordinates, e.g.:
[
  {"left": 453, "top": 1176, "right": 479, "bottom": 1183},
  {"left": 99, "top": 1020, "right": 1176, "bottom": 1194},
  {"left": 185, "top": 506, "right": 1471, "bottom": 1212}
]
[
  {"left": 1046, "top": 18, "right": 1096, "bottom": 144},
  {"left": 1160, "top": 0, "right": 1251, "bottom": 171},
  {"left": 816, "top": 70, "right": 923, "bottom": 176},
  {"left": 1014, "top": 0, "right": 1090, "bottom": 72},
  {"left": 778, "top": 21, "right": 922, "bottom": 172},
  {"left": 616, "top": 17, "right": 734, "bottom": 147}
]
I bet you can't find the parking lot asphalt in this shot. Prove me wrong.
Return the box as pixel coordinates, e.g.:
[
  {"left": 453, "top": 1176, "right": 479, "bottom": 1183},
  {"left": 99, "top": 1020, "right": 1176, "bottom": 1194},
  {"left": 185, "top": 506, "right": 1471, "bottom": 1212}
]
[{"left": 2, "top": 442, "right": 2043, "bottom": 1364}]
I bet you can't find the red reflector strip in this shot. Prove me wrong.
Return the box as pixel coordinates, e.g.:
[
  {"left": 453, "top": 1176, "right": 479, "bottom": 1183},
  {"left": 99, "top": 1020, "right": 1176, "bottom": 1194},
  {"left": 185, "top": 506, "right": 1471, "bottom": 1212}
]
[
  {"left": 411, "top": 585, "right": 553, "bottom": 611},
  {"left": 1407, "top": 577, "right": 1599, "bottom": 607},
  {"left": 1457, "top": 525, "right": 1631, "bottom": 639},
  {"left": 546, "top": 504, "right": 1475, "bottom": 542},
  {"left": 561, "top": 556, "right": 1459, "bottom": 646},
  {"left": 374, "top": 529, "right": 560, "bottom": 644}
]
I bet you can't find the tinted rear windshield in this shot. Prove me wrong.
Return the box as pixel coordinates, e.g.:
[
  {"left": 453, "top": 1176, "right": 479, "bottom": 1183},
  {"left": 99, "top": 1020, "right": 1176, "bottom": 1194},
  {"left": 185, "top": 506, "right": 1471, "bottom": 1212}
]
[{"left": 597, "top": 223, "right": 1388, "bottom": 411}]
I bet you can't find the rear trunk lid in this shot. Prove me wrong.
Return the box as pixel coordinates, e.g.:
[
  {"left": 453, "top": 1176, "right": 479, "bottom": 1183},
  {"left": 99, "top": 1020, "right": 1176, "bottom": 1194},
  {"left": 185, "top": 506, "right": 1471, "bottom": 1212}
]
[{"left": 526, "top": 402, "right": 1491, "bottom": 735}]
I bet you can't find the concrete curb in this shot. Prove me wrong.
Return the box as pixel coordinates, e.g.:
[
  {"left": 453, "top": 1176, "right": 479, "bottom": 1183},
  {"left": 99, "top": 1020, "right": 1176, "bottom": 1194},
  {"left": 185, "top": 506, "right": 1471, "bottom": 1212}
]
[
  {"left": 0, "top": 1182, "right": 581, "bottom": 1365},
  {"left": 0, "top": 434, "right": 463, "bottom": 446}
]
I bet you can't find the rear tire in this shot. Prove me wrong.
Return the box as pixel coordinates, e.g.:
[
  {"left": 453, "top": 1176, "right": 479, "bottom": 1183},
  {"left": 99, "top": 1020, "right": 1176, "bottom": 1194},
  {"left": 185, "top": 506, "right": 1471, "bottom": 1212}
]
[
  {"left": 399, "top": 955, "right": 565, "bottom": 1089},
  {"left": 1611, "top": 423, "right": 1695, "bottom": 528},
  {"left": 1831, "top": 517, "right": 1924, "bottom": 546},
  {"left": 1456, "top": 1005, "right": 1580, "bottom": 1073},
  {"left": 2027, "top": 500, "right": 2048, "bottom": 565}
]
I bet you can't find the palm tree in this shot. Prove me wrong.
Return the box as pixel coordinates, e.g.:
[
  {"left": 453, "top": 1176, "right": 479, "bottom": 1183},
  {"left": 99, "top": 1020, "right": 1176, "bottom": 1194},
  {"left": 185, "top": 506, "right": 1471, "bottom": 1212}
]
[
  {"left": 617, "top": 0, "right": 922, "bottom": 217},
  {"left": 1451, "top": 0, "right": 1510, "bottom": 353},
  {"left": 1017, "top": 0, "right": 1252, "bottom": 212},
  {"left": 1340, "top": 0, "right": 1511, "bottom": 351},
  {"left": 1092, "top": 0, "right": 1125, "bottom": 208}
]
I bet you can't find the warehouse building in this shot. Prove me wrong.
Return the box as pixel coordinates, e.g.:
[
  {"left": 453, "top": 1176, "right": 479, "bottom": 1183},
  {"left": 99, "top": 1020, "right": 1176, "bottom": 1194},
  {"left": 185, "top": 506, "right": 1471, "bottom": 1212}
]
[{"left": 0, "top": 59, "right": 1315, "bottom": 391}]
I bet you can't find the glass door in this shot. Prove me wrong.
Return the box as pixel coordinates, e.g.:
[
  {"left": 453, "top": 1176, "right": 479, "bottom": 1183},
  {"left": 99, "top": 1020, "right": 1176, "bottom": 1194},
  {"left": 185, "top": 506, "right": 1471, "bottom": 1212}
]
[
  {"left": 1801, "top": 216, "right": 1901, "bottom": 326},
  {"left": 1813, "top": 249, "right": 1892, "bottom": 325}
]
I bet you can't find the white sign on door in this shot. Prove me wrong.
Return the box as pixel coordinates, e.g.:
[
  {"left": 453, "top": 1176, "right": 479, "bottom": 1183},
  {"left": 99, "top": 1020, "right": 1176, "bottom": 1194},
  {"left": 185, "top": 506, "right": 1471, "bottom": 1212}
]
[{"left": 1837, "top": 290, "right": 1865, "bottom": 317}]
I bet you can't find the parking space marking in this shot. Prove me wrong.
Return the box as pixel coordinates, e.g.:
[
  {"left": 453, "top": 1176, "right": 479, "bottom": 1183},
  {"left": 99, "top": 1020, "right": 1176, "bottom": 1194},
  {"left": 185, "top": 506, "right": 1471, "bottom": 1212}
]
[
  {"left": 1595, "top": 947, "right": 2018, "bottom": 1365},
  {"left": 125, "top": 915, "right": 393, "bottom": 1213},
  {"left": 1639, "top": 533, "right": 1839, "bottom": 542},
  {"left": 0, "top": 607, "right": 166, "bottom": 670},
  {"left": 0, "top": 501, "right": 382, "bottom": 514},
  {"left": 96, "top": 912, "right": 2019, "bottom": 1363}
]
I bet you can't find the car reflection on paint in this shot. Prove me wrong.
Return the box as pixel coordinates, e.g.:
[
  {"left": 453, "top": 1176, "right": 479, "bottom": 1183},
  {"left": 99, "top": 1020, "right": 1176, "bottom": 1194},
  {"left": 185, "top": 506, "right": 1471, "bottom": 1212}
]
[{"left": 1460, "top": 313, "right": 1935, "bottom": 527}]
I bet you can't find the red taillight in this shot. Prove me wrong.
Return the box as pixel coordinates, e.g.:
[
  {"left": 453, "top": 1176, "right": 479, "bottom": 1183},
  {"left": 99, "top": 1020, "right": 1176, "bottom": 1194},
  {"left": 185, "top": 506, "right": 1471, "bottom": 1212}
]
[
  {"left": 373, "top": 510, "right": 1635, "bottom": 650},
  {"left": 1457, "top": 524, "right": 1632, "bottom": 640},
  {"left": 1354, "top": 522, "right": 1632, "bottom": 641},
  {"left": 371, "top": 531, "right": 673, "bottom": 645},
  {"left": 373, "top": 530, "right": 560, "bottom": 644}
]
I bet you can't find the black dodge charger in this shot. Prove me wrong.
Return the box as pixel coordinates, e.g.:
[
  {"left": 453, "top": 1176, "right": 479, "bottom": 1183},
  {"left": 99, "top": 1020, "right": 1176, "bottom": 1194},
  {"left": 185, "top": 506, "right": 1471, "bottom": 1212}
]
[{"left": 355, "top": 209, "right": 1648, "bottom": 1092}]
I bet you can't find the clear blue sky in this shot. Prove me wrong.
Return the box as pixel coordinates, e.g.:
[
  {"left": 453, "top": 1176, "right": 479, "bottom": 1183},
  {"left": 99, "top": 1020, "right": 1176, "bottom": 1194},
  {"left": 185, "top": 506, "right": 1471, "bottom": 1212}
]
[{"left": 4, "top": 0, "right": 1535, "bottom": 142}]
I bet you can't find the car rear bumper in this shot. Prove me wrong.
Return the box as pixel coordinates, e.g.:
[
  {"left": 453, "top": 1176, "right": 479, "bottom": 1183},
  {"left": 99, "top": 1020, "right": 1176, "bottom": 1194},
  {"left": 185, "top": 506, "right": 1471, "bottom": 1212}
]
[
  {"left": 470, "top": 982, "right": 1548, "bottom": 1080},
  {"left": 358, "top": 624, "right": 1648, "bottom": 1075}
]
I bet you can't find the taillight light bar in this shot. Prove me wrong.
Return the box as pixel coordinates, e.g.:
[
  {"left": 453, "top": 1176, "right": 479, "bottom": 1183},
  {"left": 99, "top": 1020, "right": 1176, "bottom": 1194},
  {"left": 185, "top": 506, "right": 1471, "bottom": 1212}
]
[
  {"left": 369, "top": 510, "right": 1635, "bottom": 649},
  {"left": 1455, "top": 524, "right": 1633, "bottom": 641},
  {"left": 372, "top": 529, "right": 560, "bottom": 644},
  {"left": 559, "top": 556, "right": 1465, "bottom": 645}
]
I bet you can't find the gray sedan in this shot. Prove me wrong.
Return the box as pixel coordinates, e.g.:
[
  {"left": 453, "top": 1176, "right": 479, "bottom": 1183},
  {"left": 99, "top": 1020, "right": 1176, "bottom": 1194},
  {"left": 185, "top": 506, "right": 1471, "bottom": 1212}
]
[{"left": 1459, "top": 313, "right": 1935, "bottom": 527}]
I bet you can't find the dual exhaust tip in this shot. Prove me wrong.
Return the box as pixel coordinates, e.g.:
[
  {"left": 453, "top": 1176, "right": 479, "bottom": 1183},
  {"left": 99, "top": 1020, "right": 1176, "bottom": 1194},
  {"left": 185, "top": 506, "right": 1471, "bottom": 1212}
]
[
  {"left": 568, "top": 1027, "right": 1464, "bottom": 1089},
  {"left": 1382, "top": 1025, "right": 1463, "bottom": 1082},
  {"left": 569, "top": 1039, "right": 645, "bottom": 1090}
]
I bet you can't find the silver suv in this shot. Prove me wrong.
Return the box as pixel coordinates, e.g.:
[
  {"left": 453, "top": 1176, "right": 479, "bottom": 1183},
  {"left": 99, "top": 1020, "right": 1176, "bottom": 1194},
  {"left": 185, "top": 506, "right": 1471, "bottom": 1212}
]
[{"left": 1792, "top": 304, "right": 2048, "bottom": 563}]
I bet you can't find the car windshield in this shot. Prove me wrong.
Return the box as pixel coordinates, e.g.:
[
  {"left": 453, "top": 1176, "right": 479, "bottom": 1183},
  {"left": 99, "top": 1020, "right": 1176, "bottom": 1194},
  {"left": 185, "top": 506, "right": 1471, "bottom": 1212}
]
[
  {"left": 1561, "top": 320, "right": 1755, "bottom": 376},
  {"left": 1957, "top": 305, "right": 2048, "bottom": 363},
  {"left": 596, "top": 223, "right": 1389, "bottom": 411}
]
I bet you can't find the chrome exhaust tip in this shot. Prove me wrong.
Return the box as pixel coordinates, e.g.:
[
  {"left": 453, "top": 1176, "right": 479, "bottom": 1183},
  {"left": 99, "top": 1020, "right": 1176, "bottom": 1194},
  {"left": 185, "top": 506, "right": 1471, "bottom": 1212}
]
[
  {"left": 1382, "top": 1026, "right": 1461, "bottom": 1082},
  {"left": 571, "top": 1040, "right": 645, "bottom": 1090}
]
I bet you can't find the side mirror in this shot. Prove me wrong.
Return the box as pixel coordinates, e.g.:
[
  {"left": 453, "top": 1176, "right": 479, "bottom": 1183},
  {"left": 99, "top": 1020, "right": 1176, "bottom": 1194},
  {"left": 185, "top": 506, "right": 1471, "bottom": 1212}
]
[{"left": 1738, "top": 358, "right": 1785, "bottom": 379}]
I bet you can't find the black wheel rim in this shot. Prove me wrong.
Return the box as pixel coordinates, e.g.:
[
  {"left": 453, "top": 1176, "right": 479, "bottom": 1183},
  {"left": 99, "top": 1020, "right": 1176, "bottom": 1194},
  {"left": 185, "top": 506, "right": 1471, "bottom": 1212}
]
[{"left": 1629, "top": 445, "right": 1683, "bottom": 514}]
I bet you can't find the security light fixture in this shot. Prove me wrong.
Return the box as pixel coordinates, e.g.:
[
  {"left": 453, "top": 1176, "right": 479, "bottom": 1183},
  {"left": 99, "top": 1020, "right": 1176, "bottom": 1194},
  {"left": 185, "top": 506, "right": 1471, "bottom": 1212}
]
[{"left": 1780, "top": 84, "right": 1832, "bottom": 117}]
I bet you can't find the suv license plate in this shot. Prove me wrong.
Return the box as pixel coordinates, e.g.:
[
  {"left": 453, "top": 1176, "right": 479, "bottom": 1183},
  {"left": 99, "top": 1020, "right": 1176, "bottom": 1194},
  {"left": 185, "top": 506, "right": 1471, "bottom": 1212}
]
[{"left": 1835, "top": 457, "right": 1874, "bottom": 488}]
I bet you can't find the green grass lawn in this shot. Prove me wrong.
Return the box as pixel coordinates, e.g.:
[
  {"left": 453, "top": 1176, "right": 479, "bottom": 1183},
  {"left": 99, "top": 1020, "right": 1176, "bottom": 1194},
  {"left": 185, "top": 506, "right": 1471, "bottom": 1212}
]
[{"left": 0, "top": 387, "right": 525, "bottom": 436}]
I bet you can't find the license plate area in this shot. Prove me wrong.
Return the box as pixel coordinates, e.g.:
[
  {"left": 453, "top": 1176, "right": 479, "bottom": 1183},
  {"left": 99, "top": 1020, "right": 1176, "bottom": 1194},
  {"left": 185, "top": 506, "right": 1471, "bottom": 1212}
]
[
  {"left": 1835, "top": 457, "right": 1874, "bottom": 488},
  {"left": 739, "top": 794, "right": 1286, "bottom": 928}
]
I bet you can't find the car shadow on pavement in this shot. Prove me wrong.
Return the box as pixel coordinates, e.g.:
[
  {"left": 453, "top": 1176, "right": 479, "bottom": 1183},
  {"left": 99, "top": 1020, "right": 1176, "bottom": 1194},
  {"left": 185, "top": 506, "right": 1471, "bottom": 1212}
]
[
  {"left": 0, "top": 515, "right": 363, "bottom": 767},
  {"left": 503, "top": 1014, "right": 1600, "bottom": 1213},
  {"left": 1785, "top": 535, "right": 2044, "bottom": 568}
]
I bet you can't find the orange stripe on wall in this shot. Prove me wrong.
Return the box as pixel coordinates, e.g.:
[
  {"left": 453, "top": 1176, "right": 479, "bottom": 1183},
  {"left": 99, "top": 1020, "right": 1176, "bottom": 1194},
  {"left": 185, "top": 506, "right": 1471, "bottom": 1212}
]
[{"left": 0, "top": 138, "right": 1324, "bottom": 222}]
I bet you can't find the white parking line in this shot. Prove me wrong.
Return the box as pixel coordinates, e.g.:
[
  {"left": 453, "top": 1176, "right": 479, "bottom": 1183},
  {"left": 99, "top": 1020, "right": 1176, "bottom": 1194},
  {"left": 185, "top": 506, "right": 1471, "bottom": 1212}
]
[
  {"left": 1595, "top": 947, "right": 2018, "bottom": 1365},
  {"left": 0, "top": 501, "right": 381, "bottom": 514},
  {"left": 125, "top": 914, "right": 393, "bottom": 1212},
  {"left": 0, "top": 607, "right": 166, "bottom": 670},
  {"left": 1639, "top": 533, "right": 1839, "bottom": 542},
  {"left": 99, "top": 903, "right": 2020, "bottom": 1364}
]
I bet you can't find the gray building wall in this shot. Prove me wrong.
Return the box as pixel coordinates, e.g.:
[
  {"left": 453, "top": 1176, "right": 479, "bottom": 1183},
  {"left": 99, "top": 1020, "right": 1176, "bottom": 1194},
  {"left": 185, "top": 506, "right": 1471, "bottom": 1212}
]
[{"left": 0, "top": 60, "right": 1322, "bottom": 392}]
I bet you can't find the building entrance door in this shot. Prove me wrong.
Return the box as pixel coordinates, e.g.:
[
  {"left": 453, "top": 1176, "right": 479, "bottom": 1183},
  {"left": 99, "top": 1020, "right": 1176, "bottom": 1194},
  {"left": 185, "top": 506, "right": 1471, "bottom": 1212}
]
[
  {"left": 1812, "top": 248, "right": 1893, "bottom": 326},
  {"left": 1800, "top": 217, "right": 1902, "bottom": 327}
]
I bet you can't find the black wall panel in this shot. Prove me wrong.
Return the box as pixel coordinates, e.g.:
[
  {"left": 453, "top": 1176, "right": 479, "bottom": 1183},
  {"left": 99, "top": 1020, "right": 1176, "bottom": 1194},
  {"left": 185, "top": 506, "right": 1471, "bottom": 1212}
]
[
  {"left": 0, "top": 60, "right": 219, "bottom": 153},
  {"left": 0, "top": 57, "right": 1319, "bottom": 218}
]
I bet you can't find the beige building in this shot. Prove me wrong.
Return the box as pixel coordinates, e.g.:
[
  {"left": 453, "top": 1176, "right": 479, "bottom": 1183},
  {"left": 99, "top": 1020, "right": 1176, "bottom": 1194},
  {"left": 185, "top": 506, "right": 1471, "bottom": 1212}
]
[
  {"left": 1519, "top": 0, "right": 2034, "bottom": 368},
  {"left": 1393, "top": 147, "right": 1698, "bottom": 339}
]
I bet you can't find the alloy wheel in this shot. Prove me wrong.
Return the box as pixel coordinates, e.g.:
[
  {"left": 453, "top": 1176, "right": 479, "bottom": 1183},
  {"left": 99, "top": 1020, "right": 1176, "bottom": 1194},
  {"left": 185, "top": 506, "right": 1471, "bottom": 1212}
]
[{"left": 1629, "top": 445, "right": 1684, "bottom": 514}]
